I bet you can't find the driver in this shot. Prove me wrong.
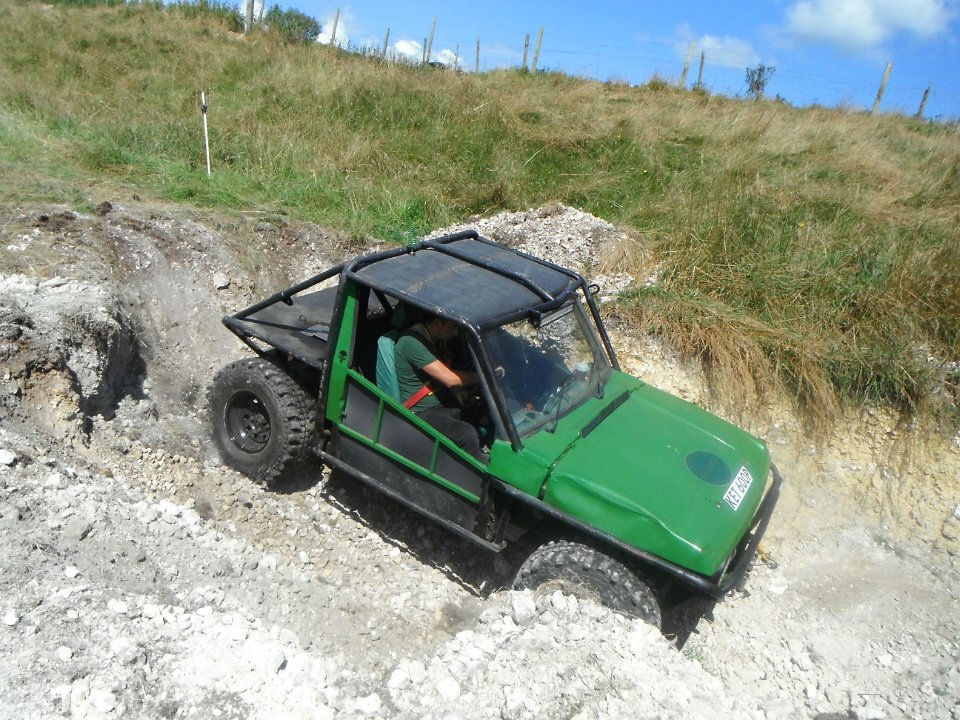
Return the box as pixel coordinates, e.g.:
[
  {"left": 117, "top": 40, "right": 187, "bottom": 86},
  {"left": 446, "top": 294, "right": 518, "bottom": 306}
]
[{"left": 394, "top": 315, "right": 484, "bottom": 459}]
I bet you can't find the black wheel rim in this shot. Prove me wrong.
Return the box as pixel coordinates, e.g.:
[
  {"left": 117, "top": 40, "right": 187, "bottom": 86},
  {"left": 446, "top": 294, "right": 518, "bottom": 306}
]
[{"left": 225, "top": 390, "right": 271, "bottom": 453}]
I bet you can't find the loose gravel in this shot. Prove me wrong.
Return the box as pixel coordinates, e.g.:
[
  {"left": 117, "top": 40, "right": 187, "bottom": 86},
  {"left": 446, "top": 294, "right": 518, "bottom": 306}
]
[{"left": 1, "top": 201, "right": 958, "bottom": 719}]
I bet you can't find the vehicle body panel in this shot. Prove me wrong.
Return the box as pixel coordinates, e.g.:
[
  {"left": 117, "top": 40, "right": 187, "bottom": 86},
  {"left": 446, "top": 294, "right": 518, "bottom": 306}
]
[{"left": 539, "top": 374, "right": 770, "bottom": 577}]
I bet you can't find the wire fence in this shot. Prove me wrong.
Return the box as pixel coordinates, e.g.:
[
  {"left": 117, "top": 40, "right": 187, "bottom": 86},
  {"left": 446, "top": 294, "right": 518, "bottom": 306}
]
[{"left": 309, "top": 9, "right": 959, "bottom": 124}]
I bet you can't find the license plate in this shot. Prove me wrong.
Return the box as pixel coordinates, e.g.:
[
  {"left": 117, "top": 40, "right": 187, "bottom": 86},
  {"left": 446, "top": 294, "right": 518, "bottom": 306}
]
[{"left": 723, "top": 466, "right": 754, "bottom": 511}]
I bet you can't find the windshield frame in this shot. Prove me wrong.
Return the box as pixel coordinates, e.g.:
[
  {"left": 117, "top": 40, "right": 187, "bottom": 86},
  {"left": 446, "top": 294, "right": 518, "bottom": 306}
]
[{"left": 479, "top": 290, "right": 615, "bottom": 443}]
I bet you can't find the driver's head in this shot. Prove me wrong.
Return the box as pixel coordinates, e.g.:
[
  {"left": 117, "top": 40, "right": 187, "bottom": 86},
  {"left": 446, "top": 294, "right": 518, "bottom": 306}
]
[{"left": 426, "top": 316, "right": 459, "bottom": 340}]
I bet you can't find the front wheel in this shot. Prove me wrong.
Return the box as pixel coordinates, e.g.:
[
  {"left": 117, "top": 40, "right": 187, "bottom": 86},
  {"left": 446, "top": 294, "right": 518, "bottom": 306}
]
[
  {"left": 209, "top": 358, "right": 317, "bottom": 486},
  {"left": 513, "top": 540, "right": 662, "bottom": 627}
]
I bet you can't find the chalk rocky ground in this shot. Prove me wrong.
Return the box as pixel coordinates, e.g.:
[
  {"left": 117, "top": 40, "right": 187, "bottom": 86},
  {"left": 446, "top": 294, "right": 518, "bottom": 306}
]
[{"left": 0, "top": 201, "right": 958, "bottom": 719}]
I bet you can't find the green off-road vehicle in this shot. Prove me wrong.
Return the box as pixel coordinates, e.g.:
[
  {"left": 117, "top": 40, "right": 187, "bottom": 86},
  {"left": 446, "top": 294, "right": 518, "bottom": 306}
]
[{"left": 210, "top": 230, "right": 783, "bottom": 627}]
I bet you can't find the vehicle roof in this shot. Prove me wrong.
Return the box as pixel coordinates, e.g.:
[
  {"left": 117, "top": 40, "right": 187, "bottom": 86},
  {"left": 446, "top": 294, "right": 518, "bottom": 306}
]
[{"left": 345, "top": 231, "right": 585, "bottom": 328}]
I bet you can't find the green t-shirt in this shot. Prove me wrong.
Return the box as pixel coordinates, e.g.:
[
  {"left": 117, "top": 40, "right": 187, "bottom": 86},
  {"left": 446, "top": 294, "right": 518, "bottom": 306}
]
[{"left": 394, "top": 329, "right": 442, "bottom": 411}]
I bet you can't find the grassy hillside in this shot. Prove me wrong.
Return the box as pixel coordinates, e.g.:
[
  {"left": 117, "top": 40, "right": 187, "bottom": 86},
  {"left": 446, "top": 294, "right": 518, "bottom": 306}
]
[{"left": 1, "top": 1, "right": 958, "bottom": 427}]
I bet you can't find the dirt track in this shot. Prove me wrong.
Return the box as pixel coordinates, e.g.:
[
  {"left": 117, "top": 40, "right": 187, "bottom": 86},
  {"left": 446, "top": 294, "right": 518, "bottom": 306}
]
[{"left": 1, "top": 201, "right": 958, "bottom": 719}]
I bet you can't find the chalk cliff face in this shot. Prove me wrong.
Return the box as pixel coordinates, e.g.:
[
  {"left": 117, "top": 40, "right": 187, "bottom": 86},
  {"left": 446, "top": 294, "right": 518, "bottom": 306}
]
[{"left": 0, "top": 201, "right": 957, "bottom": 720}]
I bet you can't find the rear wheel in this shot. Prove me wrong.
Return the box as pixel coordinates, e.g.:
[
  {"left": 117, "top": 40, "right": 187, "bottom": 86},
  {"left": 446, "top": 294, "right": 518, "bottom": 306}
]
[
  {"left": 209, "top": 358, "right": 317, "bottom": 486},
  {"left": 513, "top": 540, "right": 661, "bottom": 627}
]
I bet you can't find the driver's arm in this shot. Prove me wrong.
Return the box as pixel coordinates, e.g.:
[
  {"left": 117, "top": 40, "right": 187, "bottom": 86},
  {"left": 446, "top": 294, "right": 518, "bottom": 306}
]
[{"left": 421, "top": 360, "right": 477, "bottom": 390}]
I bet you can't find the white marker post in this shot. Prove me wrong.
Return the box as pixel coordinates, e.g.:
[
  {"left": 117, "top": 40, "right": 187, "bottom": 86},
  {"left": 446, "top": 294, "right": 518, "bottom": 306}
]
[{"left": 201, "top": 91, "right": 211, "bottom": 178}]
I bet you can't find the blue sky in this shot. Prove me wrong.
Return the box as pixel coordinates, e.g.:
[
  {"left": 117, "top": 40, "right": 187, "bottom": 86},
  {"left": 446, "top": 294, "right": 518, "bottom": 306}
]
[{"left": 260, "top": 1, "right": 960, "bottom": 120}]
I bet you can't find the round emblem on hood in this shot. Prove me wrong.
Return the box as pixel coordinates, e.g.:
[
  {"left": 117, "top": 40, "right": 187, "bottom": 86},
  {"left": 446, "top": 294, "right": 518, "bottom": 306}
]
[{"left": 685, "top": 451, "right": 732, "bottom": 486}]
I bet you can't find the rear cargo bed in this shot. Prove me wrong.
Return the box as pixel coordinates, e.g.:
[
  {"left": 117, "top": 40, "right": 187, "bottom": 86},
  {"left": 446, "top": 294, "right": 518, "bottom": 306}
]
[{"left": 223, "top": 285, "right": 338, "bottom": 367}]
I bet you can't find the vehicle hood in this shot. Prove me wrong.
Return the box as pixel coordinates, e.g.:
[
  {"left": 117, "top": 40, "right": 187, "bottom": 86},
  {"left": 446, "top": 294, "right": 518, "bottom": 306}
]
[{"left": 540, "top": 374, "right": 771, "bottom": 577}]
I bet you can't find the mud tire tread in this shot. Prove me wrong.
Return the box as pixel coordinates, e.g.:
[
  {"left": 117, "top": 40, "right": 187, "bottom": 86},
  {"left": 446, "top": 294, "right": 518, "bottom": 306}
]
[
  {"left": 208, "top": 357, "right": 317, "bottom": 486},
  {"left": 513, "top": 540, "right": 662, "bottom": 627}
]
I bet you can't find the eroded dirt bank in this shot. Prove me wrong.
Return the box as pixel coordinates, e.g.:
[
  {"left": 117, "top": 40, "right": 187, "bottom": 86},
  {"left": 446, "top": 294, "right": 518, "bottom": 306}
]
[{"left": 1, "top": 201, "right": 958, "bottom": 719}]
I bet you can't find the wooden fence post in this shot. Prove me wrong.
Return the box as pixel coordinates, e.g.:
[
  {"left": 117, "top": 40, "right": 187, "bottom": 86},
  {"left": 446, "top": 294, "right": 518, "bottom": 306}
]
[
  {"left": 475, "top": 38, "right": 480, "bottom": 74},
  {"left": 422, "top": 38, "right": 427, "bottom": 64},
  {"left": 915, "top": 84, "right": 931, "bottom": 119},
  {"left": 695, "top": 51, "right": 705, "bottom": 89},
  {"left": 454, "top": 44, "right": 459, "bottom": 71},
  {"left": 522, "top": 33, "right": 530, "bottom": 70},
  {"left": 329, "top": 8, "right": 340, "bottom": 47},
  {"left": 427, "top": 18, "right": 437, "bottom": 63},
  {"left": 244, "top": 0, "right": 254, "bottom": 35},
  {"left": 679, "top": 41, "right": 695, "bottom": 88},
  {"left": 531, "top": 26, "right": 544, "bottom": 73},
  {"left": 381, "top": 28, "right": 390, "bottom": 62},
  {"left": 200, "top": 91, "right": 211, "bottom": 177},
  {"left": 872, "top": 61, "right": 893, "bottom": 115}
]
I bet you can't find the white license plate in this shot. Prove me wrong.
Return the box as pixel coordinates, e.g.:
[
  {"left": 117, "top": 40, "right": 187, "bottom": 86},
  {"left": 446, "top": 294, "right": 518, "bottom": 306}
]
[{"left": 723, "top": 466, "right": 754, "bottom": 511}]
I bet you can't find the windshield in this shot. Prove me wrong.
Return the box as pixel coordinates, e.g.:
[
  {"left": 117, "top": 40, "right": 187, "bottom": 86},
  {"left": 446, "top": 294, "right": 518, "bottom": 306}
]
[{"left": 483, "top": 297, "right": 612, "bottom": 437}]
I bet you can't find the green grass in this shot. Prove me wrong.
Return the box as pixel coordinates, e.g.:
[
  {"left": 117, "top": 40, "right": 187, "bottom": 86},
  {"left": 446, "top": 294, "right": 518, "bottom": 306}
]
[{"left": 1, "top": 1, "right": 959, "bottom": 428}]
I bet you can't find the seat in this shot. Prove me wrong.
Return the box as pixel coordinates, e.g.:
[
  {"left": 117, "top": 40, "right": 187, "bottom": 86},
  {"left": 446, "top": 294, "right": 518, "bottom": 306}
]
[{"left": 375, "top": 330, "right": 403, "bottom": 402}]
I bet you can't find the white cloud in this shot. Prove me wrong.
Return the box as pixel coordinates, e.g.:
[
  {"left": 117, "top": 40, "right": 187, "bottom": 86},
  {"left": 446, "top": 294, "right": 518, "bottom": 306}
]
[
  {"left": 676, "top": 24, "right": 761, "bottom": 69},
  {"left": 697, "top": 35, "right": 762, "bottom": 68},
  {"left": 393, "top": 39, "right": 423, "bottom": 60},
  {"left": 388, "top": 40, "right": 463, "bottom": 68},
  {"left": 317, "top": 8, "right": 355, "bottom": 48},
  {"left": 784, "top": 0, "right": 953, "bottom": 51},
  {"left": 433, "top": 48, "right": 463, "bottom": 68}
]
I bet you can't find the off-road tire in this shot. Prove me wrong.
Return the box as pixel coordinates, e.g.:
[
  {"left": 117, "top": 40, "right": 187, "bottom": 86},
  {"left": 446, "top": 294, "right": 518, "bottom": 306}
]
[
  {"left": 513, "top": 540, "right": 662, "bottom": 627},
  {"left": 209, "top": 358, "right": 317, "bottom": 486}
]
